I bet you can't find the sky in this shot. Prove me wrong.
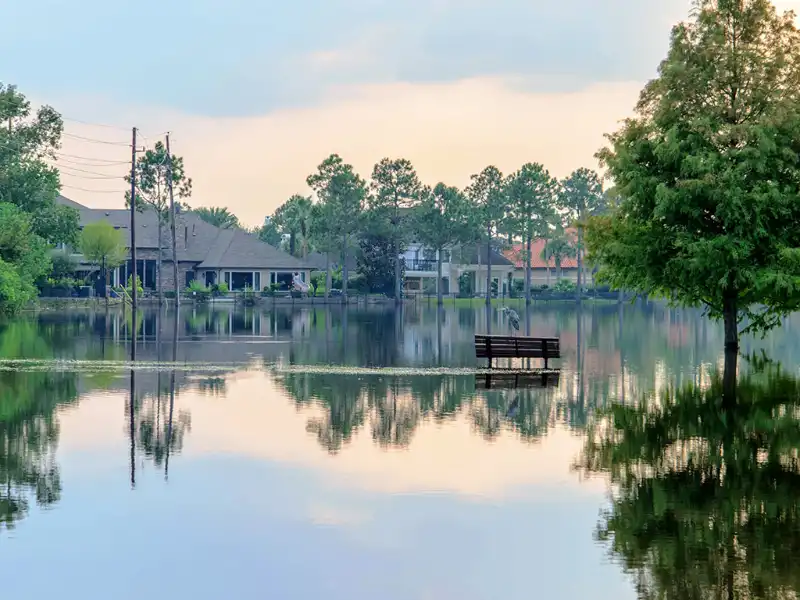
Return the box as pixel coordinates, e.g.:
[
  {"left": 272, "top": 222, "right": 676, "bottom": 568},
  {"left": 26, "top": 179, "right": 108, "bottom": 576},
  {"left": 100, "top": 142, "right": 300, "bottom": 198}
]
[{"left": 6, "top": 0, "right": 800, "bottom": 226}]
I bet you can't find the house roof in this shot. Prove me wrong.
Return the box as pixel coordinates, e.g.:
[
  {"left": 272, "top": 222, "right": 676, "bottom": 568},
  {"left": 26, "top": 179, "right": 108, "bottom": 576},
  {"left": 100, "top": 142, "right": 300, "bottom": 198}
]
[
  {"left": 503, "top": 229, "right": 579, "bottom": 269},
  {"left": 58, "top": 195, "right": 313, "bottom": 270},
  {"left": 455, "top": 244, "right": 514, "bottom": 267}
]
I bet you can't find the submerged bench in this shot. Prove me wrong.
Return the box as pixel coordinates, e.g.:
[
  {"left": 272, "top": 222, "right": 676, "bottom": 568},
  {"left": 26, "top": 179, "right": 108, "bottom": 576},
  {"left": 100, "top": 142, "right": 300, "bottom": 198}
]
[{"left": 475, "top": 334, "right": 560, "bottom": 370}]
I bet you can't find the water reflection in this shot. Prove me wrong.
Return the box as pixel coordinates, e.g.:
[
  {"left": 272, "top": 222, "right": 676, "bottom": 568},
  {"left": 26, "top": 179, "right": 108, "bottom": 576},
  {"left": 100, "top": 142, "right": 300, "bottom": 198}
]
[
  {"left": 578, "top": 356, "right": 800, "bottom": 599},
  {"left": 273, "top": 371, "right": 564, "bottom": 453}
]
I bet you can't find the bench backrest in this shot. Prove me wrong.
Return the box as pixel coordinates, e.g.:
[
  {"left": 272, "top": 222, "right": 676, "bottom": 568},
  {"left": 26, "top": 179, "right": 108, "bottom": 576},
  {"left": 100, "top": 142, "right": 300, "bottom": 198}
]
[{"left": 474, "top": 334, "right": 560, "bottom": 358}]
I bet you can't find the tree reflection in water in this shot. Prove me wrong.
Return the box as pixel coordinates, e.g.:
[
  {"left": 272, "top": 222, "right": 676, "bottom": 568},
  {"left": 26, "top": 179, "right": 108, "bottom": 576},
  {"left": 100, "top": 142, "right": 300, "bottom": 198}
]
[
  {"left": 577, "top": 356, "right": 800, "bottom": 599},
  {"left": 274, "top": 372, "right": 560, "bottom": 453},
  {"left": 0, "top": 320, "right": 81, "bottom": 530}
]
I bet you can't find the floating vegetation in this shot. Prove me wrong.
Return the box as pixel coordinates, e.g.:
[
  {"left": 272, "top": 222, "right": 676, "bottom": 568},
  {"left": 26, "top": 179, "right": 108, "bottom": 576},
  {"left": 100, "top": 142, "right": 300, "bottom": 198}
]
[{"left": 0, "top": 359, "right": 242, "bottom": 373}]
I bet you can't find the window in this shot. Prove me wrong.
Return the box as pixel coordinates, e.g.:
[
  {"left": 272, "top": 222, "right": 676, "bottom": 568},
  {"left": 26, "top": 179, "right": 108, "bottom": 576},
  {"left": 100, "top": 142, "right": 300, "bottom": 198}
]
[
  {"left": 185, "top": 270, "right": 195, "bottom": 288},
  {"left": 224, "top": 272, "right": 231, "bottom": 287},
  {"left": 254, "top": 272, "right": 261, "bottom": 290}
]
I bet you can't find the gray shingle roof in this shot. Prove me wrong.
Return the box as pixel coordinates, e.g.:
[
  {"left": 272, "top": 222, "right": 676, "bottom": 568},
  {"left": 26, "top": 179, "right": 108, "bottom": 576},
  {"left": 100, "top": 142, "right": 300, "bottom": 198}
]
[{"left": 58, "top": 195, "right": 313, "bottom": 270}]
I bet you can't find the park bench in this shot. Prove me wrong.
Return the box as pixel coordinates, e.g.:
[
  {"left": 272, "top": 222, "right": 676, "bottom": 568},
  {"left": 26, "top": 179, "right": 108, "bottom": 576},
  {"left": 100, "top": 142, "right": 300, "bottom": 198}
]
[{"left": 474, "top": 334, "right": 560, "bottom": 370}]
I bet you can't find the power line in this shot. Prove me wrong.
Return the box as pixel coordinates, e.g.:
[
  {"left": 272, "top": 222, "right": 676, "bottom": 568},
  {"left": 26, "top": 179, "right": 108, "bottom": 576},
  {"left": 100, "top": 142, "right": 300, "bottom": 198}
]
[
  {"left": 62, "top": 116, "right": 132, "bottom": 132},
  {"left": 62, "top": 116, "right": 168, "bottom": 140},
  {"left": 56, "top": 163, "right": 127, "bottom": 178},
  {"left": 55, "top": 152, "right": 130, "bottom": 165},
  {"left": 61, "top": 184, "right": 127, "bottom": 194},
  {"left": 62, "top": 132, "right": 130, "bottom": 146}
]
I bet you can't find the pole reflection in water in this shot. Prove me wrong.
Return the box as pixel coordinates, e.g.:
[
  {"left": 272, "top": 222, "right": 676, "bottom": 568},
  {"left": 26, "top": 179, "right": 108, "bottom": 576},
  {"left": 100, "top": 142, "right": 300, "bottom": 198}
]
[
  {"left": 129, "top": 305, "right": 137, "bottom": 489},
  {"left": 165, "top": 308, "right": 178, "bottom": 481}
]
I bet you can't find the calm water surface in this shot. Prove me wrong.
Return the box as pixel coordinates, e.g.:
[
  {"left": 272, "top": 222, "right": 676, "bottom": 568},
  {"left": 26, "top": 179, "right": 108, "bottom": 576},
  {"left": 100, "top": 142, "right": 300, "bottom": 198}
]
[{"left": 2, "top": 302, "right": 800, "bottom": 599}]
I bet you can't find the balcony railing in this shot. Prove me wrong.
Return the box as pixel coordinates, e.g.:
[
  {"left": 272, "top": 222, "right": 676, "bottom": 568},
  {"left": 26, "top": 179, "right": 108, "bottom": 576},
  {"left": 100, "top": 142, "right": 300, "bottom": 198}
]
[{"left": 405, "top": 259, "right": 437, "bottom": 271}]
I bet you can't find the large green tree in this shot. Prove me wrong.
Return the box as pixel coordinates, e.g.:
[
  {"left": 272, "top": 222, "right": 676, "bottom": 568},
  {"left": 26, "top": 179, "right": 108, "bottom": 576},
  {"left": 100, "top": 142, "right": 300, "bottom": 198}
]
[
  {"left": 0, "top": 84, "right": 78, "bottom": 247},
  {"left": 124, "top": 141, "right": 192, "bottom": 299},
  {"left": 413, "top": 183, "right": 472, "bottom": 305},
  {"left": 587, "top": 0, "right": 800, "bottom": 354},
  {"left": 507, "top": 163, "right": 557, "bottom": 304},
  {"left": 0, "top": 203, "right": 51, "bottom": 314},
  {"left": 307, "top": 154, "right": 366, "bottom": 301},
  {"left": 466, "top": 166, "right": 506, "bottom": 305},
  {"left": 559, "top": 168, "right": 603, "bottom": 300},
  {"left": 369, "top": 158, "right": 424, "bottom": 301},
  {"left": 192, "top": 206, "right": 240, "bottom": 229}
]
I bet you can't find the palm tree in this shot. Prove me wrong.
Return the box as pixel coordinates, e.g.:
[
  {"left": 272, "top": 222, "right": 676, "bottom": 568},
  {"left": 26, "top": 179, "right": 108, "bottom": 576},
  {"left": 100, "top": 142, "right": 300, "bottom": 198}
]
[
  {"left": 273, "top": 194, "right": 314, "bottom": 257},
  {"left": 192, "top": 207, "right": 240, "bottom": 229},
  {"left": 541, "top": 228, "right": 577, "bottom": 284}
]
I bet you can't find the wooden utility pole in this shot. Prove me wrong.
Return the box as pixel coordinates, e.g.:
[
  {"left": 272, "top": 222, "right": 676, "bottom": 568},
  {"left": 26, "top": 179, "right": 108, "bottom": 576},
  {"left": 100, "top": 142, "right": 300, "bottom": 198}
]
[
  {"left": 165, "top": 133, "right": 179, "bottom": 309},
  {"left": 130, "top": 127, "right": 138, "bottom": 312}
]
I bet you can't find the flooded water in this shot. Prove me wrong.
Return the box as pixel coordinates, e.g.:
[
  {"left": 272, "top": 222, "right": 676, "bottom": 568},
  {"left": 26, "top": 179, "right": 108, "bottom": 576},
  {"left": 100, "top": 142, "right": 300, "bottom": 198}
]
[{"left": 2, "top": 302, "right": 800, "bottom": 599}]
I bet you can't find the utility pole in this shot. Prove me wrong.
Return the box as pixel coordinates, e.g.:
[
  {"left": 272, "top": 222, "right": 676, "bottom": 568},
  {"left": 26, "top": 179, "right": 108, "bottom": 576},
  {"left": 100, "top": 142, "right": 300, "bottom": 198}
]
[
  {"left": 166, "top": 133, "right": 179, "bottom": 309},
  {"left": 130, "top": 127, "right": 138, "bottom": 313}
]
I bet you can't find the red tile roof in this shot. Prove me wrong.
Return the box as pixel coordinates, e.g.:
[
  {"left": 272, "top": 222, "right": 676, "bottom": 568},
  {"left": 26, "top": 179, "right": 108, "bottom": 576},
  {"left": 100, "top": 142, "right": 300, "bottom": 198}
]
[{"left": 502, "top": 228, "right": 579, "bottom": 269}]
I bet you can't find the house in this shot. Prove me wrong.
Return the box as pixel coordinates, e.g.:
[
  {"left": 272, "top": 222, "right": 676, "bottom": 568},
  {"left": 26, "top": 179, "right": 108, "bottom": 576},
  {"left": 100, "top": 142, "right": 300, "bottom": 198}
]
[
  {"left": 503, "top": 229, "right": 580, "bottom": 287},
  {"left": 402, "top": 243, "right": 514, "bottom": 296},
  {"left": 57, "top": 196, "right": 313, "bottom": 292}
]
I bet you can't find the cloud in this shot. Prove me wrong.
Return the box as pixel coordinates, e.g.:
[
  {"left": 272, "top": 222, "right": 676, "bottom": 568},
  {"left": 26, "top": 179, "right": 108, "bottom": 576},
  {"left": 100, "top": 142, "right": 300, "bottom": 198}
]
[
  {"left": 6, "top": 0, "right": 694, "bottom": 116},
  {"left": 55, "top": 77, "right": 641, "bottom": 225}
]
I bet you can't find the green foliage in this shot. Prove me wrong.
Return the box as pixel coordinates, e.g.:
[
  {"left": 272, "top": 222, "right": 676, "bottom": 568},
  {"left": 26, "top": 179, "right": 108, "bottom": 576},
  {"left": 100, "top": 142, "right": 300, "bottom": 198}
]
[
  {"left": 48, "top": 250, "right": 76, "bottom": 280},
  {"left": 369, "top": 158, "right": 423, "bottom": 298},
  {"left": 506, "top": 163, "right": 558, "bottom": 299},
  {"left": 553, "top": 278, "right": 576, "bottom": 293},
  {"left": 588, "top": 0, "right": 800, "bottom": 345},
  {"left": 0, "top": 84, "right": 78, "bottom": 247},
  {"left": 126, "top": 274, "right": 143, "bottom": 296},
  {"left": 413, "top": 183, "right": 472, "bottom": 303},
  {"left": 124, "top": 140, "right": 192, "bottom": 219},
  {"left": 458, "top": 272, "right": 473, "bottom": 297},
  {"left": 558, "top": 168, "right": 604, "bottom": 225},
  {"left": 79, "top": 220, "right": 126, "bottom": 268},
  {"left": 193, "top": 206, "right": 240, "bottom": 229},
  {"left": 466, "top": 165, "right": 506, "bottom": 241},
  {"left": 541, "top": 227, "right": 577, "bottom": 274},
  {"left": 357, "top": 231, "right": 401, "bottom": 295},
  {"left": 307, "top": 154, "right": 367, "bottom": 296},
  {"left": 257, "top": 217, "right": 282, "bottom": 247},
  {"left": 212, "top": 281, "right": 228, "bottom": 295},
  {"left": 273, "top": 194, "right": 313, "bottom": 257},
  {"left": 0, "top": 203, "right": 51, "bottom": 313}
]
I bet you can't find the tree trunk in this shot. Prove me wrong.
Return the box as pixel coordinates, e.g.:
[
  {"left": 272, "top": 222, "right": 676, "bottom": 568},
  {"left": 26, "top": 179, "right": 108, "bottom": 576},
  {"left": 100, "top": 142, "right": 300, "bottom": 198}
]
[
  {"left": 723, "top": 295, "right": 738, "bottom": 351},
  {"left": 394, "top": 234, "right": 402, "bottom": 304},
  {"left": 290, "top": 233, "right": 296, "bottom": 257},
  {"left": 325, "top": 253, "right": 331, "bottom": 299},
  {"left": 437, "top": 251, "right": 443, "bottom": 306},
  {"left": 341, "top": 236, "right": 348, "bottom": 302},
  {"left": 576, "top": 226, "right": 583, "bottom": 302},
  {"left": 485, "top": 230, "right": 492, "bottom": 306},
  {"left": 525, "top": 234, "right": 532, "bottom": 305},
  {"left": 722, "top": 295, "right": 739, "bottom": 404}
]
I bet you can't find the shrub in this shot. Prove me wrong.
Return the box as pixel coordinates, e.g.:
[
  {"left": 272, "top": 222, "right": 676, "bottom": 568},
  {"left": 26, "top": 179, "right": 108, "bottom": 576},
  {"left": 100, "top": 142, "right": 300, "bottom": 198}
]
[
  {"left": 553, "top": 278, "right": 576, "bottom": 293},
  {"left": 126, "top": 275, "right": 144, "bottom": 296}
]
